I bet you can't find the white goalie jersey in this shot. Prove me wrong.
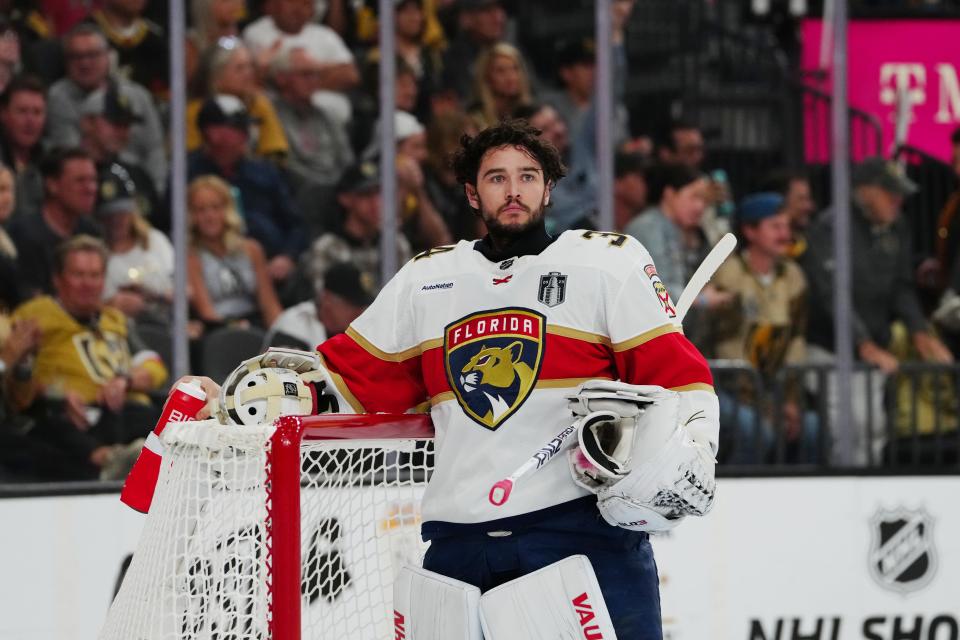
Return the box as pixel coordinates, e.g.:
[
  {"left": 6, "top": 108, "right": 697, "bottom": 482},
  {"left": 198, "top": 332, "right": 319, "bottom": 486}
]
[{"left": 317, "top": 230, "right": 716, "bottom": 527}]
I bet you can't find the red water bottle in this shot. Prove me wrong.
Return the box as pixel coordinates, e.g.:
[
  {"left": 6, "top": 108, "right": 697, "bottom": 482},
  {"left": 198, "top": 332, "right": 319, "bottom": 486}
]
[{"left": 120, "top": 379, "right": 207, "bottom": 513}]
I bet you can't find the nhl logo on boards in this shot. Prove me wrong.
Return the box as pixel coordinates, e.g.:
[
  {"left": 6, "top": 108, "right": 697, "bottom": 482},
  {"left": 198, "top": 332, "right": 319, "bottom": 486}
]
[
  {"left": 868, "top": 507, "right": 936, "bottom": 594},
  {"left": 444, "top": 308, "right": 545, "bottom": 430},
  {"left": 538, "top": 271, "right": 567, "bottom": 307}
]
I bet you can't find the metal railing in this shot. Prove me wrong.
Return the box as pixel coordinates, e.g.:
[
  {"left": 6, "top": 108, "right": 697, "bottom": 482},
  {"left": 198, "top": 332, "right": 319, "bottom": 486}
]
[{"left": 711, "top": 360, "right": 960, "bottom": 472}]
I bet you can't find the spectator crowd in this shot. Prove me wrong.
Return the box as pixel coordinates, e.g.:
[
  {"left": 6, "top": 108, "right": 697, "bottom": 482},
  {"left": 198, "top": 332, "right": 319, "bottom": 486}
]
[{"left": 0, "top": 0, "right": 958, "bottom": 481}]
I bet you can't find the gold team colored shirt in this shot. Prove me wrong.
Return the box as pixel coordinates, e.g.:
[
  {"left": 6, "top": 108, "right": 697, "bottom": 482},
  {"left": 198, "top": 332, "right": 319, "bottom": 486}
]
[{"left": 12, "top": 297, "right": 166, "bottom": 405}]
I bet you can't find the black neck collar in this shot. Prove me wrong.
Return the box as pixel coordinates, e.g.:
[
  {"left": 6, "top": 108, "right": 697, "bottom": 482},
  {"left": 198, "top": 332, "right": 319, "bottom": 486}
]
[{"left": 473, "top": 220, "right": 555, "bottom": 263}]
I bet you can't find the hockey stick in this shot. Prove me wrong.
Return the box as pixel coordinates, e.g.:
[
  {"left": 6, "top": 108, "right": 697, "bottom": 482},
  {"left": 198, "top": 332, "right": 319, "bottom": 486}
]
[
  {"left": 674, "top": 232, "right": 738, "bottom": 322},
  {"left": 488, "top": 422, "right": 579, "bottom": 506},
  {"left": 488, "top": 233, "right": 737, "bottom": 507}
]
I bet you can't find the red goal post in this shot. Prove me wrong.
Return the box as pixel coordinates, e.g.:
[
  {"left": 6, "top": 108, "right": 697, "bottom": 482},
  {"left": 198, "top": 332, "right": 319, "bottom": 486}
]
[{"left": 100, "top": 412, "right": 435, "bottom": 640}]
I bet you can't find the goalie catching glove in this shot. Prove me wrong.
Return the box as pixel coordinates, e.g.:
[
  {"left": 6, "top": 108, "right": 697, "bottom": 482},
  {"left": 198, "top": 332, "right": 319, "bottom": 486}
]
[
  {"left": 566, "top": 380, "right": 719, "bottom": 532},
  {"left": 218, "top": 348, "right": 353, "bottom": 425}
]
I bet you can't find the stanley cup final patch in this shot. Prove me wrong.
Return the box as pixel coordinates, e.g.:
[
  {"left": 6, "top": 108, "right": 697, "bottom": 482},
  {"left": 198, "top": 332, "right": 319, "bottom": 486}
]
[
  {"left": 538, "top": 271, "right": 567, "bottom": 307},
  {"left": 868, "top": 508, "right": 936, "bottom": 594},
  {"left": 444, "top": 308, "right": 545, "bottom": 430},
  {"left": 643, "top": 264, "right": 676, "bottom": 318}
]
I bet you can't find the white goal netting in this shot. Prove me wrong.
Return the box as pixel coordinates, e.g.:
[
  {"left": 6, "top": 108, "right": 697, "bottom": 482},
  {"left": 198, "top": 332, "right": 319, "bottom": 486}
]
[{"left": 100, "top": 416, "right": 433, "bottom": 640}]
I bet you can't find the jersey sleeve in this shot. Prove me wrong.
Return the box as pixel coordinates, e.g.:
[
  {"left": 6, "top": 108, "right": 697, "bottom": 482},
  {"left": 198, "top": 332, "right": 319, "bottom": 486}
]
[
  {"left": 606, "top": 241, "right": 714, "bottom": 392},
  {"left": 317, "top": 262, "right": 427, "bottom": 413}
]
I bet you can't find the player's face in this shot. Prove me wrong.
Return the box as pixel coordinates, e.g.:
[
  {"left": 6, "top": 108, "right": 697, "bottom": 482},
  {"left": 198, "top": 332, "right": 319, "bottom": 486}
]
[
  {"left": 744, "top": 212, "right": 792, "bottom": 259},
  {"left": 55, "top": 250, "right": 106, "bottom": 317},
  {"left": 465, "top": 145, "right": 549, "bottom": 236},
  {"left": 50, "top": 159, "right": 99, "bottom": 217},
  {"left": 0, "top": 90, "right": 45, "bottom": 150}
]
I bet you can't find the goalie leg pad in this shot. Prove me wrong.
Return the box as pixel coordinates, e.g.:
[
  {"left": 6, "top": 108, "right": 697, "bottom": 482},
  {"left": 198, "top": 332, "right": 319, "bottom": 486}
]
[
  {"left": 393, "top": 565, "right": 483, "bottom": 640},
  {"left": 479, "top": 555, "right": 618, "bottom": 640}
]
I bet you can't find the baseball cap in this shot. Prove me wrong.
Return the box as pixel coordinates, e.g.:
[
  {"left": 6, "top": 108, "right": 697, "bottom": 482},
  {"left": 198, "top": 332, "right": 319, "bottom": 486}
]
[
  {"left": 323, "top": 262, "right": 376, "bottom": 307},
  {"left": 81, "top": 82, "right": 142, "bottom": 125},
  {"left": 196, "top": 94, "right": 252, "bottom": 132},
  {"left": 336, "top": 160, "right": 381, "bottom": 194},
  {"left": 97, "top": 163, "right": 139, "bottom": 216},
  {"left": 737, "top": 192, "right": 785, "bottom": 225},
  {"left": 852, "top": 157, "right": 918, "bottom": 196}
]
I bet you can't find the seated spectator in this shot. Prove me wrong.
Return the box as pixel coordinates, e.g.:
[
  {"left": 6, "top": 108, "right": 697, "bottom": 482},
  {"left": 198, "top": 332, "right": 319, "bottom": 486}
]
[
  {"left": 97, "top": 163, "right": 173, "bottom": 328},
  {"left": 354, "top": 56, "right": 421, "bottom": 154},
  {"left": 186, "top": 0, "right": 245, "bottom": 90},
  {"left": 801, "top": 157, "right": 953, "bottom": 464},
  {"left": 87, "top": 0, "right": 168, "bottom": 101},
  {"left": 760, "top": 168, "right": 816, "bottom": 259},
  {"left": 711, "top": 193, "right": 818, "bottom": 464},
  {"left": 188, "top": 95, "right": 306, "bottom": 293},
  {"left": 8, "top": 147, "right": 100, "bottom": 298},
  {"left": 264, "top": 261, "right": 374, "bottom": 350},
  {"left": 305, "top": 160, "right": 412, "bottom": 293},
  {"left": 78, "top": 82, "right": 159, "bottom": 219},
  {"left": 0, "top": 74, "right": 46, "bottom": 219},
  {"left": 363, "top": 111, "right": 453, "bottom": 251},
  {"left": 0, "top": 16, "right": 20, "bottom": 94},
  {"left": 423, "top": 109, "right": 483, "bottom": 240},
  {"left": 0, "top": 316, "right": 40, "bottom": 481},
  {"left": 441, "top": 0, "right": 508, "bottom": 101},
  {"left": 186, "top": 175, "right": 282, "bottom": 334},
  {"left": 7, "top": 235, "right": 168, "bottom": 480},
  {"left": 47, "top": 24, "right": 167, "bottom": 193},
  {"left": 269, "top": 46, "right": 354, "bottom": 200},
  {"left": 0, "top": 6, "right": 64, "bottom": 86},
  {"left": 468, "top": 42, "right": 533, "bottom": 130},
  {"left": 624, "top": 163, "right": 732, "bottom": 349},
  {"left": 187, "top": 37, "right": 290, "bottom": 161},
  {"left": 242, "top": 0, "right": 359, "bottom": 125},
  {"left": 933, "top": 126, "right": 960, "bottom": 292}
]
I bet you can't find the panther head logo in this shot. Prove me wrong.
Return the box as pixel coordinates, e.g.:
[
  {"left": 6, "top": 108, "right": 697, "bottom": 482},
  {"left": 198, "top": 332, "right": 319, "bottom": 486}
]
[
  {"left": 445, "top": 309, "right": 545, "bottom": 430},
  {"left": 459, "top": 341, "right": 535, "bottom": 424}
]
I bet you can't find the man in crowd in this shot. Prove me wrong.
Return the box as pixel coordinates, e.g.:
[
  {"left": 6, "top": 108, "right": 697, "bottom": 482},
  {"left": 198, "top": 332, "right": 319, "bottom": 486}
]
[
  {"left": 0, "top": 74, "right": 46, "bottom": 218},
  {"left": 46, "top": 23, "right": 166, "bottom": 192},
  {"left": 304, "top": 159, "right": 411, "bottom": 294},
  {"left": 77, "top": 82, "right": 158, "bottom": 218},
  {"left": 188, "top": 95, "right": 306, "bottom": 292},
  {"left": 711, "top": 192, "right": 817, "bottom": 464},
  {"left": 801, "top": 157, "right": 953, "bottom": 463},
  {"left": 612, "top": 150, "right": 648, "bottom": 231},
  {"left": 264, "top": 261, "right": 374, "bottom": 350},
  {"left": 87, "top": 0, "right": 168, "bottom": 101},
  {"left": 8, "top": 147, "right": 100, "bottom": 297},
  {"left": 8, "top": 235, "right": 167, "bottom": 480},
  {"left": 761, "top": 168, "right": 816, "bottom": 259},
  {"left": 269, "top": 45, "right": 354, "bottom": 200}
]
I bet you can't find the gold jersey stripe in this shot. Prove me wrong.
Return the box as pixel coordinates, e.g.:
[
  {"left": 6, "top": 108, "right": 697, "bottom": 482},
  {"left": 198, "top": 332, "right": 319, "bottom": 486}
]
[
  {"left": 535, "top": 377, "right": 613, "bottom": 389},
  {"left": 346, "top": 327, "right": 426, "bottom": 362},
  {"left": 670, "top": 382, "right": 716, "bottom": 394},
  {"left": 546, "top": 324, "right": 612, "bottom": 345},
  {"left": 611, "top": 324, "right": 681, "bottom": 352},
  {"left": 318, "top": 352, "right": 366, "bottom": 413}
]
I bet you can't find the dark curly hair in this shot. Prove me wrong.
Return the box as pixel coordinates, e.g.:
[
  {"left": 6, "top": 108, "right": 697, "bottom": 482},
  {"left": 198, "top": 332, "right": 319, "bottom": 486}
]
[{"left": 451, "top": 119, "right": 567, "bottom": 187}]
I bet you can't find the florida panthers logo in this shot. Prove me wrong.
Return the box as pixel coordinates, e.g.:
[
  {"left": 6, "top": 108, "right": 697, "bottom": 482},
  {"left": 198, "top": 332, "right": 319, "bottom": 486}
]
[{"left": 445, "top": 308, "right": 545, "bottom": 430}]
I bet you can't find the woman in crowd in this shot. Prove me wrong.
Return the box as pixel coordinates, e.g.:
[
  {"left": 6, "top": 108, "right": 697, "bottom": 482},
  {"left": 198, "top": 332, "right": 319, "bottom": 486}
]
[
  {"left": 468, "top": 42, "right": 533, "bottom": 130},
  {"left": 186, "top": 175, "right": 281, "bottom": 334},
  {"left": 186, "top": 0, "right": 245, "bottom": 88},
  {"left": 186, "top": 36, "right": 289, "bottom": 160}
]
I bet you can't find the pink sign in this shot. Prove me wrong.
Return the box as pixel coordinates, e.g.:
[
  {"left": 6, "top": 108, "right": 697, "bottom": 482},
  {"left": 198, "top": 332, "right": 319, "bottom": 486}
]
[{"left": 801, "top": 19, "right": 960, "bottom": 163}]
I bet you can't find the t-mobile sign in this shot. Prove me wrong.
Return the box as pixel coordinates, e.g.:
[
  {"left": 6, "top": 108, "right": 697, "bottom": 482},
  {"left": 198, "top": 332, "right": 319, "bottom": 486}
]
[{"left": 801, "top": 19, "right": 960, "bottom": 162}]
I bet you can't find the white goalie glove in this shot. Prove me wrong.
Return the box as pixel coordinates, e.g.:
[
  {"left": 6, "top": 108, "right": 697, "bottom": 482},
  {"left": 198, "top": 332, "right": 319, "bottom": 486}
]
[
  {"left": 218, "top": 348, "right": 352, "bottom": 425},
  {"left": 566, "top": 380, "right": 719, "bottom": 532}
]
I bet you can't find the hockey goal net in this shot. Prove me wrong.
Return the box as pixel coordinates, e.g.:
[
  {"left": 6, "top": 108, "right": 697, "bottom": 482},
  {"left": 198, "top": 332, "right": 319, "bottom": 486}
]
[{"left": 100, "top": 413, "right": 434, "bottom": 640}]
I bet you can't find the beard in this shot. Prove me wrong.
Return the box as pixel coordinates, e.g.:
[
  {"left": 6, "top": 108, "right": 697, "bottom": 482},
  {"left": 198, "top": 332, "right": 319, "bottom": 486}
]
[{"left": 476, "top": 192, "right": 548, "bottom": 238}]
